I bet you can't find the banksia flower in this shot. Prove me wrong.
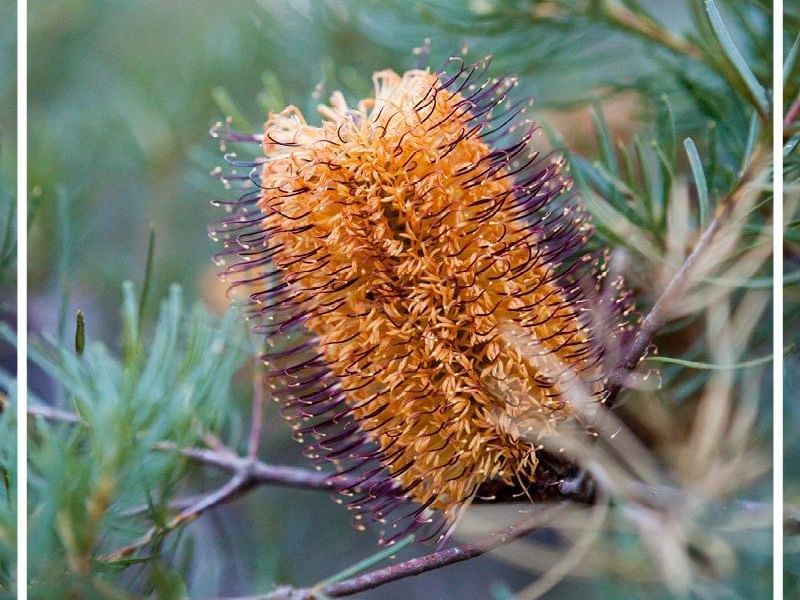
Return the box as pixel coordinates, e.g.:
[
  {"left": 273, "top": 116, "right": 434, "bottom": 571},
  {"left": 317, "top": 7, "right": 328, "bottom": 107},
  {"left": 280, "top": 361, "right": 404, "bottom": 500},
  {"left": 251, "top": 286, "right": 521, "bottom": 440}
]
[{"left": 210, "top": 56, "right": 632, "bottom": 545}]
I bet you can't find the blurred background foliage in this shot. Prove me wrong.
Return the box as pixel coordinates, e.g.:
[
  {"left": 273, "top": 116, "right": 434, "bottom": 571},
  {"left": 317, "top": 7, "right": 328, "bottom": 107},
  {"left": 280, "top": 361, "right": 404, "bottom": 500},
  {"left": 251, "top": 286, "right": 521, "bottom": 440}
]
[
  {"left": 784, "top": 0, "right": 800, "bottom": 597},
  {"left": 21, "top": 0, "right": 779, "bottom": 598},
  {"left": 0, "top": 0, "right": 16, "bottom": 595}
]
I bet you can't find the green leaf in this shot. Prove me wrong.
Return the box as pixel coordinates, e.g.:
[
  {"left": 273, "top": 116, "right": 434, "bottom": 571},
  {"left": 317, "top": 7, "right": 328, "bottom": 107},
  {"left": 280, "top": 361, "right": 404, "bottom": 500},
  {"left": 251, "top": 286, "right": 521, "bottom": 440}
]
[
  {"left": 138, "top": 224, "right": 157, "bottom": 330},
  {"left": 703, "top": 270, "right": 800, "bottom": 289},
  {"left": 704, "top": 0, "right": 768, "bottom": 112},
  {"left": 315, "top": 534, "right": 415, "bottom": 588},
  {"left": 591, "top": 105, "right": 618, "bottom": 178},
  {"left": 257, "top": 70, "right": 287, "bottom": 114},
  {"left": 743, "top": 110, "right": 760, "bottom": 168},
  {"left": 571, "top": 155, "right": 650, "bottom": 230},
  {"left": 121, "top": 281, "right": 141, "bottom": 374},
  {"left": 211, "top": 87, "right": 253, "bottom": 132},
  {"left": 634, "top": 137, "right": 657, "bottom": 225},
  {"left": 647, "top": 351, "right": 779, "bottom": 371},
  {"left": 652, "top": 142, "right": 674, "bottom": 231},
  {"left": 784, "top": 32, "right": 800, "bottom": 89},
  {"left": 656, "top": 94, "right": 676, "bottom": 163},
  {"left": 74, "top": 311, "right": 85, "bottom": 356},
  {"left": 683, "top": 137, "right": 709, "bottom": 227}
]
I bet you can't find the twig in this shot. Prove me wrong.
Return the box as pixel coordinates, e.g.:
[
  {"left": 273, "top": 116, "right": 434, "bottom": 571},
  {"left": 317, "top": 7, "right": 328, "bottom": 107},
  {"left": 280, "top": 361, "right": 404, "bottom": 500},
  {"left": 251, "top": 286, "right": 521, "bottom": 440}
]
[
  {"left": 605, "top": 147, "right": 768, "bottom": 408},
  {"left": 247, "top": 361, "right": 266, "bottom": 459},
  {"left": 598, "top": 0, "right": 702, "bottom": 60},
  {"left": 45, "top": 406, "right": 773, "bottom": 591},
  {"left": 27, "top": 404, "right": 82, "bottom": 423},
  {"left": 102, "top": 444, "right": 351, "bottom": 560},
  {"left": 605, "top": 215, "right": 724, "bottom": 405},
  {"left": 179, "top": 444, "right": 600, "bottom": 502},
  {"left": 101, "top": 472, "right": 253, "bottom": 562},
  {"left": 172, "top": 445, "right": 350, "bottom": 491},
  {"left": 121, "top": 494, "right": 206, "bottom": 518},
  {"left": 264, "top": 513, "right": 554, "bottom": 599},
  {"left": 103, "top": 434, "right": 341, "bottom": 562},
  {"left": 784, "top": 91, "right": 800, "bottom": 128}
]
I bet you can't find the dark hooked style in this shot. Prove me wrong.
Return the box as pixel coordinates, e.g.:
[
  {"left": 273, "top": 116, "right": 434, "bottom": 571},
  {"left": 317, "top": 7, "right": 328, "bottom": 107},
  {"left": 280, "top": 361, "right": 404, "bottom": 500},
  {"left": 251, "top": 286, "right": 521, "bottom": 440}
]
[{"left": 209, "top": 55, "right": 634, "bottom": 547}]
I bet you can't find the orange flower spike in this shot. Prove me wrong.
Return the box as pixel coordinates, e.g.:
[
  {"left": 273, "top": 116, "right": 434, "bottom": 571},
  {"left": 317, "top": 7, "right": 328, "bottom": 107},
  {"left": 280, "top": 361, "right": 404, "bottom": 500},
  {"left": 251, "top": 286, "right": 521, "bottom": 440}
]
[{"left": 211, "top": 58, "right": 632, "bottom": 545}]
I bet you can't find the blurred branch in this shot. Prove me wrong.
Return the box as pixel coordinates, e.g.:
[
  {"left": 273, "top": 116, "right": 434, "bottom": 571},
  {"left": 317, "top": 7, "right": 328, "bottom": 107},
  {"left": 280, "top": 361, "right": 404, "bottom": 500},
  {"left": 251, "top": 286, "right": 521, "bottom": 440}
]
[
  {"left": 27, "top": 404, "right": 81, "bottom": 424},
  {"left": 596, "top": 0, "right": 702, "bottom": 60},
  {"left": 785, "top": 91, "right": 800, "bottom": 129},
  {"left": 605, "top": 144, "right": 769, "bottom": 408},
  {"left": 101, "top": 471, "right": 254, "bottom": 563},
  {"left": 526, "top": 0, "right": 701, "bottom": 60},
  {"left": 262, "top": 512, "right": 561, "bottom": 600},
  {"left": 247, "top": 361, "right": 266, "bottom": 460}
]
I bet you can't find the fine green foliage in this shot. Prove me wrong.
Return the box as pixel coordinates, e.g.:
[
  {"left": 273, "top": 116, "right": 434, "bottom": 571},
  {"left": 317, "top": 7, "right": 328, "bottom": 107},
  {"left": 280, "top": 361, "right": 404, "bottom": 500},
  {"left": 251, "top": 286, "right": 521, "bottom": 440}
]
[
  {"left": 26, "top": 284, "right": 249, "bottom": 597},
  {"left": 0, "top": 0, "right": 15, "bottom": 293},
  {"left": 0, "top": 0, "right": 16, "bottom": 591},
  {"left": 0, "top": 195, "right": 14, "bottom": 292},
  {"left": 0, "top": 388, "right": 16, "bottom": 599}
]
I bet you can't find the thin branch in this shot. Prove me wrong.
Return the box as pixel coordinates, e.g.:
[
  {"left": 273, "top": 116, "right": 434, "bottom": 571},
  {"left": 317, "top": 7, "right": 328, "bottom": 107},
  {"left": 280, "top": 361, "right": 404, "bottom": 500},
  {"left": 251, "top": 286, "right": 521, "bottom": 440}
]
[
  {"left": 103, "top": 445, "right": 344, "bottom": 561},
  {"left": 173, "top": 445, "right": 348, "bottom": 491},
  {"left": 606, "top": 217, "right": 724, "bottom": 405},
  {"left": 179, "top": 444, "right": 599, "bottom": 502},
  {"left": 101, "top": 472, "right": 253, "bottom": 562},
  {"left": 44, "top": 407, "right": 775, "bottom": 590},
  {"left": 598, "top": 0, "right": 702, "bottom": 60},
  {"left": 121, "top": 494, "right": 206, "bottom": 518},
  {"left": 784, "top": 91, "right": 800, "bottom": 128},
  {"left": 27, "top": 404, "right": 82, "bottom": 423},
  {"left": 264, "top": 513, "right": 555, "bottom": 600},
  {"left": 247, "top": 361, "right": 266, "bottom": 459},
  {"left": 605, "top": 148, "right": 769, "bottom": 407}
]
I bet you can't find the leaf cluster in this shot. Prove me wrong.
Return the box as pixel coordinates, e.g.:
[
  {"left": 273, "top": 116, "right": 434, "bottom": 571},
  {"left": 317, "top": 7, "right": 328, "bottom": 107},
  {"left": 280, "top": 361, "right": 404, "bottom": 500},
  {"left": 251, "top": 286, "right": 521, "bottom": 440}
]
[{"left": 24, "top": 284, "right": 249, "bottom": 598}]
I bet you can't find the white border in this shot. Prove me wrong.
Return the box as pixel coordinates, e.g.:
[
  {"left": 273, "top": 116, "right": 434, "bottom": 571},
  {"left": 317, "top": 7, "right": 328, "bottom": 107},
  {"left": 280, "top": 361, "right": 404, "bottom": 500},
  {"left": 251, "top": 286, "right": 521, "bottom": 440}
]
[{"left": 16, "top": 0, "right": 27, "bottom": 598}]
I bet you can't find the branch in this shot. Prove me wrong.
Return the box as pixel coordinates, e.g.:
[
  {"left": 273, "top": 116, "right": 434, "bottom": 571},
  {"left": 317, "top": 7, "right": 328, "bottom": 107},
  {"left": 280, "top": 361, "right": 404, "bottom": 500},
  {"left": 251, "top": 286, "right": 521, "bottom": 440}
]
[
  {"left": 785, "top": 91, "right": 800, "bottom": 128},
  {"left": 265, "top": 514, "right": 553, "bottom": 600},
  {"left": 171, "top": 444, "right": 595, "bottom": 501},
  {"left": 27, "top": 403, "right": 82, "bottom": 423},
  {"left": 605, "top": 147, "right": 769, "bottom": 407},
  {"left": 173, "top": 445, "right": 349, "bottom": 491},
  {"left": 598, "top": 0, "right": 702, "bottom": 60},
  {"left": 101, "top": 472, "right": 254, "bottom": 562},
  {"left": 247, "top": 360, "right": 266, "bottom": 459},
  {"left": 100, "top": 442, "right": 356, "bottom": 561}
]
